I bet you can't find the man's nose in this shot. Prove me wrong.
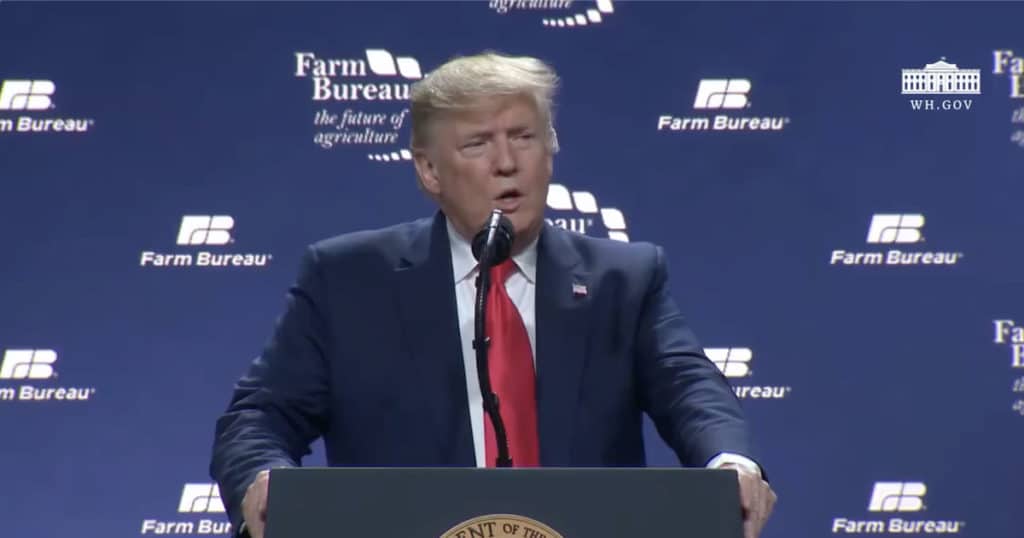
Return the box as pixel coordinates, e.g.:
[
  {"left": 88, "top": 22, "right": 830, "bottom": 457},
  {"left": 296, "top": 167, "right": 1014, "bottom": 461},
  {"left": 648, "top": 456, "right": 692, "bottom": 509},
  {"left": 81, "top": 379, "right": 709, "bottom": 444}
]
[{"left": 493, "top": 137, "right": 517, "bottom": 176}]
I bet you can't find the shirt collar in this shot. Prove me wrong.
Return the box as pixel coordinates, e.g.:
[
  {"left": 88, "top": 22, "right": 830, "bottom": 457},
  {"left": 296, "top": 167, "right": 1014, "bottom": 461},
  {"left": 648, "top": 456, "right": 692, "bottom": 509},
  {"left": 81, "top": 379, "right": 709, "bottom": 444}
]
[{"left": 447, "top": 217, "right": 537, "bottom": 284}]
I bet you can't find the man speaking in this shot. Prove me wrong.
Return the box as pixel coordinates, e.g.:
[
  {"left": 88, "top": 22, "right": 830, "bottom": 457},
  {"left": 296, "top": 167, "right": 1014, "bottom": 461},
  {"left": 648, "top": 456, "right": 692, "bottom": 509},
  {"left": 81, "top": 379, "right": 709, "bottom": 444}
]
[{"left": 210, "top": 51, "right": 776, "bottom": 538}]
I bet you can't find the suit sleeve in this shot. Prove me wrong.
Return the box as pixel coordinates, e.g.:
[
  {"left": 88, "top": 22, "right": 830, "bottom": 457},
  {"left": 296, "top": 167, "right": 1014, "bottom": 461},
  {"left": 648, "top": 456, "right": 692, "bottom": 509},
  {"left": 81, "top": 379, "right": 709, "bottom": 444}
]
[
  {"left": 634, "top": 244, "right": 757, "bottom": 468},
  {"left": 209, "top": 245, "right": 333, "bottom": 535}
]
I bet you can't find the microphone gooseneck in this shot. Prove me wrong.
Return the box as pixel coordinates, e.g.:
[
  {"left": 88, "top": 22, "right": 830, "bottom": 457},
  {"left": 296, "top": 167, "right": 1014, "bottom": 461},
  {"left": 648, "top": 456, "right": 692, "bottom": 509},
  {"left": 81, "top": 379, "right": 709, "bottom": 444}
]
[{"left": 471, "top": 209, "right": 515, "bottom": 467}]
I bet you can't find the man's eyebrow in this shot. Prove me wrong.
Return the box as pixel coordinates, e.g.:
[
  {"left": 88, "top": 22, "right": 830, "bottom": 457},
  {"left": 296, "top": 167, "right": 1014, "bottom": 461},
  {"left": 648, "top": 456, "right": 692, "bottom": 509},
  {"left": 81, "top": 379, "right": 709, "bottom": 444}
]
[{"left": 459, "top": 127, "right": 494, "bottom": 139}]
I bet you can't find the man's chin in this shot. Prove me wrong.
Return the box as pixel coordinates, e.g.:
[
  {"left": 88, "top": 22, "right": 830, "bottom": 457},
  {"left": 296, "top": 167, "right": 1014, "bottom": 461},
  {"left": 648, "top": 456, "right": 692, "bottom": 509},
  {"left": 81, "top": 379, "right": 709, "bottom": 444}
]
[{"left": 510, "top": 216, "right": 542, "bottom": 248}]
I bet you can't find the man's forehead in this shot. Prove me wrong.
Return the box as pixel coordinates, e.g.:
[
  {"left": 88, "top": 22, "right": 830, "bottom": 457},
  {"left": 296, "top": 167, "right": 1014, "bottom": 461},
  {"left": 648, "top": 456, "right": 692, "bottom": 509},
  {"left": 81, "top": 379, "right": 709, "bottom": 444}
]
[{"left": 446, "top": 94, "right": 542, "bottom": 127}]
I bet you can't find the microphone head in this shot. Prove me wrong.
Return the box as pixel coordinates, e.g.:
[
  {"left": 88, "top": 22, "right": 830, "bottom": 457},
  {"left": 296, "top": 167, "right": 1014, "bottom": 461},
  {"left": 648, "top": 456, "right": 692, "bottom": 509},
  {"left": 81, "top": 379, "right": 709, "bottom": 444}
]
[{"left": 471, "top": 210, "right": 515, "bottom": 264}]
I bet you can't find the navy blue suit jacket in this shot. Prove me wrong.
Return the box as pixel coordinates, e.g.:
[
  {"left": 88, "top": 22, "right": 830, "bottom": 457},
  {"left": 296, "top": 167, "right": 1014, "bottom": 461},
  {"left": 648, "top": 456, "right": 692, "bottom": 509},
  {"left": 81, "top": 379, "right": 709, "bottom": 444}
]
[{"left": 210, "top": 212, "right": 755, "bottom": 532}]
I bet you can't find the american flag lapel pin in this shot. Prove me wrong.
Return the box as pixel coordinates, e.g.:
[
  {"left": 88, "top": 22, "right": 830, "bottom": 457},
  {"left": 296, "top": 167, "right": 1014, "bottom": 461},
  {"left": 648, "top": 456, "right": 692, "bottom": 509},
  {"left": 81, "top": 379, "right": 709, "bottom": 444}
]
[{"left": 572, "top": 282, "right": 588, "bottom": 297}]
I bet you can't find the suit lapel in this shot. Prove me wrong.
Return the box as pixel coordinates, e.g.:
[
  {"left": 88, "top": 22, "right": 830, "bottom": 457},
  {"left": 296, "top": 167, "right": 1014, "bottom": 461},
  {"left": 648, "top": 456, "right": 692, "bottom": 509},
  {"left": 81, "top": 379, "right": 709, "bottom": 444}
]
[
  {"left": 534, "top": 225, "right": 591, "bottom": 466},
  {"left": 393, "top": 212, "right": 475, "bottom": 466}
]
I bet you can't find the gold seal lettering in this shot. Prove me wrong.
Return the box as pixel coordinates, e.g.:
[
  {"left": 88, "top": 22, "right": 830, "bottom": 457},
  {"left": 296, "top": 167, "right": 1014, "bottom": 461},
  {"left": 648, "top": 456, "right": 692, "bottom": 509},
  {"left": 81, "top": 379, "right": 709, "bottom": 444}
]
[{"left": 441, "top": 514, "right": 563, "bottom": 538}]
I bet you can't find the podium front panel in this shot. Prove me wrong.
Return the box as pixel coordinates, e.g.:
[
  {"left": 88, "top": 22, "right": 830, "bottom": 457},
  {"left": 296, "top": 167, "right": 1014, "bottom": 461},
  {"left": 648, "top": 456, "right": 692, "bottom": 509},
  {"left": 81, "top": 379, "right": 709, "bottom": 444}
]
[{"left": 265, "top": 467, "right": 743, "bottom": 538}]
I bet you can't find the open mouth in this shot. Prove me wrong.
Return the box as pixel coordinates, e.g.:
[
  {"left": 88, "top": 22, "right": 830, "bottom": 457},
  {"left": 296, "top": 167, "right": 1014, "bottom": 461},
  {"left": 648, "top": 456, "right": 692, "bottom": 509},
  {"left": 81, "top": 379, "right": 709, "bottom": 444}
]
[
  {"left": 494, "top": 188, "right": 524, "bottom": 212},
  {"left": 496, "top": 188, "right": 523, "bottom": 202}
]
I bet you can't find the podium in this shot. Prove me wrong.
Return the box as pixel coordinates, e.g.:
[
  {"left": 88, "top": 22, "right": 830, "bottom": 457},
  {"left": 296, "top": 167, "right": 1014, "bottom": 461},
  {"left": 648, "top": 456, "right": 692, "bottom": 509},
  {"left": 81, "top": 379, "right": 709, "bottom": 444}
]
[{"left": 264, "top": 467, "right": 744, "bottom": 537}]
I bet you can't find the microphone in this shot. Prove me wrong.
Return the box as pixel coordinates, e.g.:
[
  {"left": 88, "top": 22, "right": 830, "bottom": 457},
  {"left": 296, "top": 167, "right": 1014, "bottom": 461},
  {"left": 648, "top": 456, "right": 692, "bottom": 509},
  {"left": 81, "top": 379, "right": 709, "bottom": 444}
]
[
  {"left": 471, "top": 209, "right": 515, "bottom": 467},
  {"left": 471, "top": 210, "right": 514, "bottom": 267}
]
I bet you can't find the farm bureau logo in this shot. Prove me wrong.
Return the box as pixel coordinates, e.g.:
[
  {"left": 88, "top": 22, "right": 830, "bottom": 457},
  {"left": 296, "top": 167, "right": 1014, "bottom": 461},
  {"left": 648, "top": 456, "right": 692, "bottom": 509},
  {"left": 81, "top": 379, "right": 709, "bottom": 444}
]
[
  {"left": 488, "top": 0, "right": 616, "bottom": 29},
  {"left": 705, "top": 347, "right": 791, "bottom": 400},
  {"left": 0, "top": 349, "right": 97, "bottom": 402},
  {"left": 829, "top": 214, "right": 963, "bottom": 267},
  {"left": 992, "top": 50, "right": 1024, "bottom": 97},
  {"left": 993, "top": 319, "right": 1024, "bottom": 368},
  {"left": 992, "top": 319, "right": 1024, "bottom": 416},
  {"left": 546, "top": 183, "right": 628, "bottom": 241},
  {"left": 832, "top": 482, "right": 965, "bottom": 534},
  {"left": 294, "top": 49, "right": 419, "bottom": 157},
  {"left": 658, "top": 78, "right": 791, "bottom": 133},
  {"left": 139, "top": 216, "right": 273, "bottom": 268},
  {"left": 991, "top": 50, "right": 1024, "bottom": 147},
  {"left": 441, "top": 514, "right": 562, "bottom": 538},
  {"left": 901, "top": 57, "right": 980, "bottom": 111},
  {"left": 0, "top": 79, "right": 96, "bottom": 134},
  {"left": 140, "top": 483, "right": 231, "bottom": 535}
]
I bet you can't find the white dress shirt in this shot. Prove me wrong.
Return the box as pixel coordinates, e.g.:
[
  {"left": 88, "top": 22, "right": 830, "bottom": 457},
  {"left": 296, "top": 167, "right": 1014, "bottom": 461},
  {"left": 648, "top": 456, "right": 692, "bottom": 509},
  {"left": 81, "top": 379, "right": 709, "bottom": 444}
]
[{"left": 445, "top": 219, "right": 762, "bottom": 478}]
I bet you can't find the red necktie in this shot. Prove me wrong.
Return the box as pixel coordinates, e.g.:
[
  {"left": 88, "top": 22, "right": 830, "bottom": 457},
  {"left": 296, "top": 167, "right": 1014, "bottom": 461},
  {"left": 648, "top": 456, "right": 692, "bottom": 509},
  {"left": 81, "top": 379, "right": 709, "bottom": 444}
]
[{"left": 483, "top": 259, "right": 540, "bottom": 467}]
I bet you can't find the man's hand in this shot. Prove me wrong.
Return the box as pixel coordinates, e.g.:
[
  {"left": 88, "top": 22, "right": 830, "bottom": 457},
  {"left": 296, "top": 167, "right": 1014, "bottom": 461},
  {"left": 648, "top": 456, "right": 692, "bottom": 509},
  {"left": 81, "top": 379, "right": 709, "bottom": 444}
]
[
  {"left": 241, "top": 470, "right": 271, "bottom": 538},
  {"left": 721, "top": 463, "right": 777, "bottom": 538}
]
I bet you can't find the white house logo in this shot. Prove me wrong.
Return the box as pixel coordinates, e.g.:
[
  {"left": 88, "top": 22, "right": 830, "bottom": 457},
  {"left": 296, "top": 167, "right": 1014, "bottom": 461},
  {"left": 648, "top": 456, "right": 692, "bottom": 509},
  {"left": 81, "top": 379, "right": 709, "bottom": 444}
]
[
  {"left": 901, "top": 58, "right": 980, "bottom": 111},
  {"left": 487, "top": 0, "right": 616, "bottom": 29},
  {"left": 295, "top": 49, "right": 418, "bottom": 156},
  {"left": 832, "top": 482, "right": 964, "bottom": 534},
  {"left": 829, "top": 213, "right": 963, "bottom": 267},
  {"left": 140, "top": 483, "right": 231, "bottom": 535},
  {"left": 0, "top": 79, "right": 96, "bottom": 134},
  {"left": 0, "top": 349, "right": 97, "bottom": 402},
  {"left": 139, "top": 215, "right": 273, "bottom": 268},
  {"left": 546, "top": 183, "right": 628, "bottom": 241},
  {"left": 993, "top": 320, "right": 1024, "bottom": 368},
  {"left": 658, "top": 78, "right": 791, "bottom": 133},
  {"left": 705, "top": 347, "right": 791, "bottom": 400}
]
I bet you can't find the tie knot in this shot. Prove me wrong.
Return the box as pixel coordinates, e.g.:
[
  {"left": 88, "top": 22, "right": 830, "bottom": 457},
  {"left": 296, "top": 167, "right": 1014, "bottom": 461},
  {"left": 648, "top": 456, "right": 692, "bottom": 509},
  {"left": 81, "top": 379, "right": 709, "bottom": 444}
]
[{"left": 491, "top": 259, "right": 517, "bottom": 283}]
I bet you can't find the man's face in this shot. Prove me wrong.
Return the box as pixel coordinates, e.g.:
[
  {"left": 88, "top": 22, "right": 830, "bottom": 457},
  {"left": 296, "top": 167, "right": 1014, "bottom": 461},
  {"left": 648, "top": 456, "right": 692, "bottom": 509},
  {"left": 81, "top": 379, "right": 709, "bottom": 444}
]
[{"left": 414, "top": 94, "right": 553, "bottom": 252}]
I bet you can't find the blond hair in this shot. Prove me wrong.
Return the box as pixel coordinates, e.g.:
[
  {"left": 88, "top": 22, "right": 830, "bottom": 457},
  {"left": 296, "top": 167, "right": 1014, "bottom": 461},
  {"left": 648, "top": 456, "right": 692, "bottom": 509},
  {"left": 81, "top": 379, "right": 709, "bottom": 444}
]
[{"left": 409, "top": 51, "right": 560, "bottom": 152}]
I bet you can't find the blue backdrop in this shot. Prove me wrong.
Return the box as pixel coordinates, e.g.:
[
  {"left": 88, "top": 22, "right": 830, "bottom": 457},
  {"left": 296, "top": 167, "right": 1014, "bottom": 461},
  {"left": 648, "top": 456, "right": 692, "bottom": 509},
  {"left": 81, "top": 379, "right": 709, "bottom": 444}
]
[{"left": 1, "top": 2, "right": 1022, "bottom": 537}]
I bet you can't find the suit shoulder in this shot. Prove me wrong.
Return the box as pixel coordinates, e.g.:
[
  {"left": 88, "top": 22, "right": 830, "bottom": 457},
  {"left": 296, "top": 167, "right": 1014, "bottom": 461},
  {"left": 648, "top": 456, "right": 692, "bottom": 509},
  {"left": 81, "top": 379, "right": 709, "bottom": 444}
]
[
  {"left": 561, "top": 228, "right": 664, "bottom": 270},
  {"left": 306, "top": 217, "right": 430, "bottom": 268}
]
